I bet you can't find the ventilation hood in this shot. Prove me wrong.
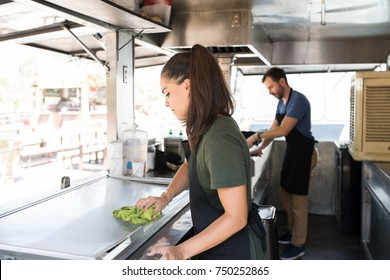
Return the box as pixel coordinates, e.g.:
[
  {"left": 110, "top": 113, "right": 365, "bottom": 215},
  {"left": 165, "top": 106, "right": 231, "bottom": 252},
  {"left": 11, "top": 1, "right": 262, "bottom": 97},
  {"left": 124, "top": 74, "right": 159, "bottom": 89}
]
[
  {"left": 1, "top": 0, "right": 390, "bottom": 74},
  {"left": 161, "top": 0, "right": 390, "bottom": 74}
]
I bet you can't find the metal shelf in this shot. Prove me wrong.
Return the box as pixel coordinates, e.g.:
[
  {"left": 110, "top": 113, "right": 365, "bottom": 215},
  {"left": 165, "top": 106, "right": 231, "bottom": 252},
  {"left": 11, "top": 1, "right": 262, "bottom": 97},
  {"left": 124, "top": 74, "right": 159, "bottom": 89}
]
[{"left": 15, "top": 0, "right": 172, "bottom": 33}]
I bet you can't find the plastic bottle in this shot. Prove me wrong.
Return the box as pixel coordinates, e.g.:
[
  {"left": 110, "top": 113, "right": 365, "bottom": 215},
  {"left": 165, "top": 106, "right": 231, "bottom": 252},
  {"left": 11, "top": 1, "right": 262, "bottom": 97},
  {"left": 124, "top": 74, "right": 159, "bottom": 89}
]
[
  {"left": 147, "top": 144, "right": 156, "bottom": 170},
  {"left": 123, "top": 127, "right": 148, "bottom": 177}
]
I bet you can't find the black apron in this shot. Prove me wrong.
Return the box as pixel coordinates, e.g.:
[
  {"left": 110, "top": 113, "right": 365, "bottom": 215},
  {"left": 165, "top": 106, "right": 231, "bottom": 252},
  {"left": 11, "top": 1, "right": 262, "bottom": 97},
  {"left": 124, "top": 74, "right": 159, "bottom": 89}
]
[
  {"left": 187, "top": 147, "right": 251, "bottom": 260},
  {"left": 277, "top": 90, "right": 315, "bottom": 195}
]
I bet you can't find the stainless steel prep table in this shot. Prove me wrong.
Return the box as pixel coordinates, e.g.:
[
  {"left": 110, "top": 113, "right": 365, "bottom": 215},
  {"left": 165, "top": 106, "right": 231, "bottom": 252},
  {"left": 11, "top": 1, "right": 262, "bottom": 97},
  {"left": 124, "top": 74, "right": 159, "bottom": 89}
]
[
  {"left": 0, "top": 174, "right": 189, "bottom": 260},
  {"left": 361, "top": 161, "right": 390, "bottom": 259}
]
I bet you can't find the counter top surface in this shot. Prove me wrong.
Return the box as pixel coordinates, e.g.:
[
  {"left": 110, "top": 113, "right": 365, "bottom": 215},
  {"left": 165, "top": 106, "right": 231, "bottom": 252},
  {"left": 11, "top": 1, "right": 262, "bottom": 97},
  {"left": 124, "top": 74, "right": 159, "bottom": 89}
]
[
  {"left": 0, "top": 143, "right": 272, "bottom": 259},
  {"left": 0, "top": 175, "right": 188, "bottom": 259}
]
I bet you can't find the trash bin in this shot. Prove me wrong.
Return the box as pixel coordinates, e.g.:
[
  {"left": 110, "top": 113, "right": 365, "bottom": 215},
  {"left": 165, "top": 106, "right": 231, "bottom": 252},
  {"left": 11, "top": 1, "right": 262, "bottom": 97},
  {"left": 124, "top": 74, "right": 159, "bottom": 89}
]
[{"left": 258, "top": 205, "right": 278, "bottom": 260}]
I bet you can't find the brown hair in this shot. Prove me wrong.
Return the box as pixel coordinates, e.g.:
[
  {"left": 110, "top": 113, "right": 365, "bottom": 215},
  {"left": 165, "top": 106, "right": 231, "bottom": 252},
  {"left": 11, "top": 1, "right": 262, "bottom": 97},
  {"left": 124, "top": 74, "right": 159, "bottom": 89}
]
[
  {"left": 161, "top": 44, "right": 234, "bottom": 150},
  {"left": 262, "top": 67, "right": 288, "bottom": 84}
]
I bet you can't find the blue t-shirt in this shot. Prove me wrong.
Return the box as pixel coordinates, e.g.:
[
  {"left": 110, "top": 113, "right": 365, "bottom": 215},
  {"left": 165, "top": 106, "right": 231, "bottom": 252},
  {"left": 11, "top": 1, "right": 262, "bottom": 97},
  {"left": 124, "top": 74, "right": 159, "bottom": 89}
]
[{"left": 276, "top": 90, "right": 314, "bottom": 140}]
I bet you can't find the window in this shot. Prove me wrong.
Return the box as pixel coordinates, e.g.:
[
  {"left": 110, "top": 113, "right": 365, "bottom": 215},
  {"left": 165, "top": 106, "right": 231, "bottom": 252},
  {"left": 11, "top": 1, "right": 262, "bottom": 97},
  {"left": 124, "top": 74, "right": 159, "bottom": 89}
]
[
  {"left": 234, "top": 71, "right": 353, "bottom": 142},
  {"left": 0, "top": 44, "right": 107, "bottom": 212}
]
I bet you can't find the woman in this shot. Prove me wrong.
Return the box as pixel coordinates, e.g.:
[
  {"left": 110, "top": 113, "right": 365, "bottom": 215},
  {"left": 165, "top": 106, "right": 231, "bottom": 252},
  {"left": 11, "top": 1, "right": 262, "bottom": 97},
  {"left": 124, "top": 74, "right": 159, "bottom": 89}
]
[{"left": 136, "top": 44, "right": 264, "bottom": 260}]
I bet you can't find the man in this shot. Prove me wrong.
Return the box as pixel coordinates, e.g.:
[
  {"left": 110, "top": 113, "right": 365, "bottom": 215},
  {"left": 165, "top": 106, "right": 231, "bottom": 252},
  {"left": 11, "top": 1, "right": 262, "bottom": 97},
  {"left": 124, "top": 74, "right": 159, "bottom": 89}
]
[{"left": 247, "top": 67, "right": 317, "bottom": 260}]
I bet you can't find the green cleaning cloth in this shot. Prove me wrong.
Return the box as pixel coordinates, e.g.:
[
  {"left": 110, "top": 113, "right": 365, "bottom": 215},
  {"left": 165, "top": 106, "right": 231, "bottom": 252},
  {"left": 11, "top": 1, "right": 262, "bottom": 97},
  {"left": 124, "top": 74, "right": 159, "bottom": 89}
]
[{"left": 112, "top": 205, "right": 161, "bottom": 225}]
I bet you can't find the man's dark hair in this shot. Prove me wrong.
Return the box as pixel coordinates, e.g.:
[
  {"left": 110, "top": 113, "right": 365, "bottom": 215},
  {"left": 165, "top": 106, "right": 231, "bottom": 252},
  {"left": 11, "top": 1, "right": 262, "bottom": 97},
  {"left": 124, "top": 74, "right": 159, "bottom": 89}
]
[{"left": 262, "top": 67, "right": 288, "bottom": 84}]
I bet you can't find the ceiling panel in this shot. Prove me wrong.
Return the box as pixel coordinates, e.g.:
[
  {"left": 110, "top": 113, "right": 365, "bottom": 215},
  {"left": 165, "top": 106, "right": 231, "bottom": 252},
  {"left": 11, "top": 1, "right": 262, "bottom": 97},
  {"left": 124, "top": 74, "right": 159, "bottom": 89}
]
[{"left": 1, "top": 0, "right": 390, "bottom": 72}]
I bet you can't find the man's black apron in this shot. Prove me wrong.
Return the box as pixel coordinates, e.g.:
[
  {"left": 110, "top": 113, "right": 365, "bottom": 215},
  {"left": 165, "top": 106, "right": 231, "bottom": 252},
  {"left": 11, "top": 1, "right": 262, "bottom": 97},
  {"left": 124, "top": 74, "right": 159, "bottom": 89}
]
[
  {"left": 187, "top": 147, "right": 251, "bottom": 260},
  {"left": 277, "top": 90, "right": 315, "bottom": 195}
]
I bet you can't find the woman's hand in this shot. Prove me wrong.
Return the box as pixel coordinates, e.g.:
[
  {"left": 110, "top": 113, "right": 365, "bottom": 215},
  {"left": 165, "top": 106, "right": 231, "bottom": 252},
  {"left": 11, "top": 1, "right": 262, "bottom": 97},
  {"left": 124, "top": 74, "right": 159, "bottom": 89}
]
[
  {"left": 147, "top": 245, "right": 187, "bottom": 260},
  {"left": 135, "top": 192, "right": 170, "bottom": 216}
]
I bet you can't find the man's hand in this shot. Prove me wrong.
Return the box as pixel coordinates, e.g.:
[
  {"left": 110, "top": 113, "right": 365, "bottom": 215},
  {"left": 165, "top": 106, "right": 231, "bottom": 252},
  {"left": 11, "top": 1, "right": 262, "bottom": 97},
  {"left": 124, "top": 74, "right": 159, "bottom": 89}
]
[
  {"left": 246, "top": 132, "right": 260, "bottom": 147},
  {"left": 250, "top": 146, "right": 263, "bottom": 157}
]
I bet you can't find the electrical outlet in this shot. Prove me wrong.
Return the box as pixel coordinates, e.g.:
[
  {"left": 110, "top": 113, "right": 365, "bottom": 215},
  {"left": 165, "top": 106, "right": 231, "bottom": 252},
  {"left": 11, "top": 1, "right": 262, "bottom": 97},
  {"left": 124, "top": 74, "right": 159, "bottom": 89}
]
[
  {"left": 123, "top": 66, "right": 128, "bottom": 83},
  {"left": 231, "top": 12, "right": 241, "bottom": 27}
]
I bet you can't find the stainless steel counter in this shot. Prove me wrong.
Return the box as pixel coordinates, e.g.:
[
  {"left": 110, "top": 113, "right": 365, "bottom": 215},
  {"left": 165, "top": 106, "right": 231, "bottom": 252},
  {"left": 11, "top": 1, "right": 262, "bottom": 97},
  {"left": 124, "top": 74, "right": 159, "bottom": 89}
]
[
  {"left": 0, "top": 174, "right": 189, "bottom": 260},
  {"left": 0, "top": 142, "right": 272, "bottom": 260},
  {"left": 250, "top": 142, "right": 273, "bottom": 204},
  {"left": 361, "top": 161, "right": 390, "bottom": 259}
]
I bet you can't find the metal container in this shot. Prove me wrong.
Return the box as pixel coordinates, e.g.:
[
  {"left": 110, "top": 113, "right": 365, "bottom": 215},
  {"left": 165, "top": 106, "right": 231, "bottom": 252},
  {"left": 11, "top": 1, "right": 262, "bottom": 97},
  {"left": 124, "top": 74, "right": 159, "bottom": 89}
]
[
  {"left": 164, "top": 136, "right": 185, "bottom": 164},
  {"left": 258, "top": 205, "right": 278, "bottom": 260}
]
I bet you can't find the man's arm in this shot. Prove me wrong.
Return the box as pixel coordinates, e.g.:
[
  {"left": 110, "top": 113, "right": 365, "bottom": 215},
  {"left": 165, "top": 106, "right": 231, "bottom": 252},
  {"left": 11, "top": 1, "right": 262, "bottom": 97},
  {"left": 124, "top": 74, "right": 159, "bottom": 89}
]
[
  {"left": 261, "top": 116, "right": 298, "bottom": 140},
  {"left": 248, "top": 116, "right": 298, "bottom": 157}
]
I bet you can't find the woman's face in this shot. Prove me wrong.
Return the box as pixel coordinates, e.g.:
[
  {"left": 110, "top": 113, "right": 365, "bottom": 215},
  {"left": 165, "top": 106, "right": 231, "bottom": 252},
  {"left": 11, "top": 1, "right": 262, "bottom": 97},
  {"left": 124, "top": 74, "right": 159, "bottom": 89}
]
[{"left": 160, "top": 76, "right": 190, "bottom": 121}]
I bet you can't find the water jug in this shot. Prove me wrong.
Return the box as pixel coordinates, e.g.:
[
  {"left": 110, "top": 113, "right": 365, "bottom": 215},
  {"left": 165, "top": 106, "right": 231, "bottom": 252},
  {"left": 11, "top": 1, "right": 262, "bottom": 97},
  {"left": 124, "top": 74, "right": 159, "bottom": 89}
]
[{"left": 123, "top": 128, "right": 148, "bottom": 176}]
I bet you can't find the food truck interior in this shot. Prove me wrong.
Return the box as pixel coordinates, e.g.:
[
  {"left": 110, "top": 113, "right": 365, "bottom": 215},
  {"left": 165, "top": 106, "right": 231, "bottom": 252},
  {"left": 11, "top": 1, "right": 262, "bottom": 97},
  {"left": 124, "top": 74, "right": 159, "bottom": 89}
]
[{"left": 0, "top": 0, "right": 390, "bottom": 260}]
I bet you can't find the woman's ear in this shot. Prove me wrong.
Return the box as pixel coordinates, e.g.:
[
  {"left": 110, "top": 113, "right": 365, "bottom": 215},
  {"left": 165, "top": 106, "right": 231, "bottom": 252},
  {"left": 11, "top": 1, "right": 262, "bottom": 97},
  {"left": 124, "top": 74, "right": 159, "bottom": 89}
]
[{"left": 184, "top": 79, "right": 190, "bottom": 93}]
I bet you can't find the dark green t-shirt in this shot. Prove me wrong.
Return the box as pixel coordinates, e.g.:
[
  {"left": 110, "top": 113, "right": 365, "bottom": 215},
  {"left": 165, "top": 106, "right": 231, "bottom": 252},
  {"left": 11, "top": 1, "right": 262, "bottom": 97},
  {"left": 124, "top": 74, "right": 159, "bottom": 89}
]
[
  {"left": 195, "top": 116, "right": 264, "bottom": 259},
  {"left": 196, "top": 116, "right": 251, "bottom": 208}
]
